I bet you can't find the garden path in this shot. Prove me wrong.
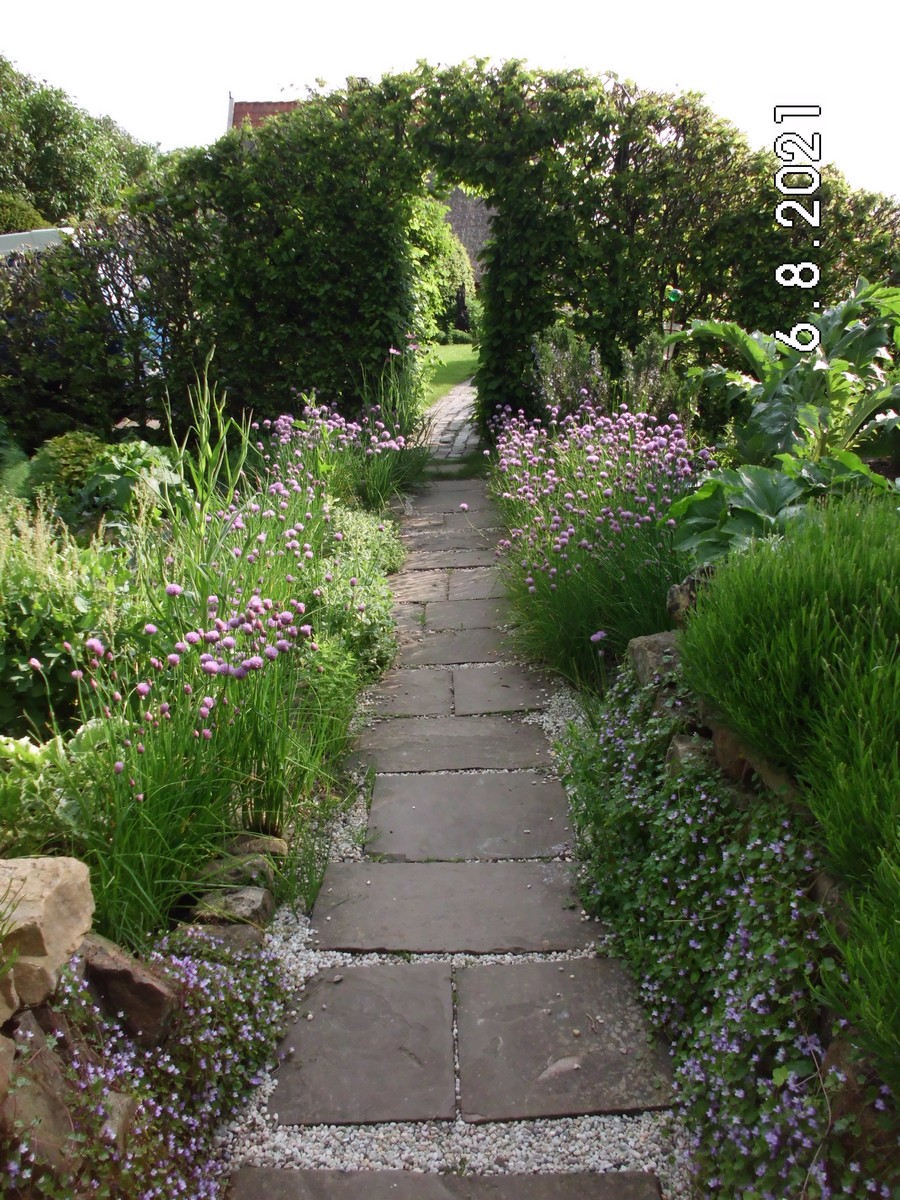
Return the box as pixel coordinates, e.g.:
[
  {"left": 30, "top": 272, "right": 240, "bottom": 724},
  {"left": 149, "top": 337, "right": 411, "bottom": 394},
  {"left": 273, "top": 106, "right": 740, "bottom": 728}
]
[{"left": 228, "top": 402, "right": 672, "bottom": 1198}]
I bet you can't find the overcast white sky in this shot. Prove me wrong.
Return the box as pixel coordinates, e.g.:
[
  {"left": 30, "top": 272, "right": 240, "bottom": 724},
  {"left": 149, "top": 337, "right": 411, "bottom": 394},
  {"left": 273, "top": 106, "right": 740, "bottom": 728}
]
[{"left": 3, "top": 0, "right": 898, "bottom": 199}]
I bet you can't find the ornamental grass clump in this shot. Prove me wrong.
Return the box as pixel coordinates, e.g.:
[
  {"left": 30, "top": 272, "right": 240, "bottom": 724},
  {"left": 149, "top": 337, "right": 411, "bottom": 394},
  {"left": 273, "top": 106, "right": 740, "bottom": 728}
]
[
  {"left": 559, "top": 668, "right": 898, "bottom": 1198},
  {"left": 490, "top": 398, "right": 709, "bottom": 684}
]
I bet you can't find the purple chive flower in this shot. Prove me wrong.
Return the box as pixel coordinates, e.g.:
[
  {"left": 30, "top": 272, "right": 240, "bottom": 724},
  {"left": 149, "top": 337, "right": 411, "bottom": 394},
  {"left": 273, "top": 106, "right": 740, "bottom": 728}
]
[
  {"left": 85, "top": 637, "right": 105, "bottom": 655},
  {"left": 144, "top": 623, "right": 158, "bottom": 635},
  {"left": 459, "top": 503, "right": 468, "bottom": 512},
  {"left": 165, "top": 583, "right": 183, "bottom": 597},
  {"left": 114, "top": 761, "right": 124, "bottom": 774},
  {"left": 590, "top": 630, "right": 607, "bottom": 643},
  {"left": 136, "top": 681, "right": 151, "bottom": 697},
  {"left": 71, "top": 669, "right": 83, "bottom": 680},
  {"left": 167, "top": 653, "right": 180, "bottom": 666},
  {"left": 185, "top": 631, "right": 201, "bottom": 645}
]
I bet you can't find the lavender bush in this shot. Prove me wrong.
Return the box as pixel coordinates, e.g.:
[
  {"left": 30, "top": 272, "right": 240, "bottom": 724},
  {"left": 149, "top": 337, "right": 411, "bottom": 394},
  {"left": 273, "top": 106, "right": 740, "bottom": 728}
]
[{"left": 489, "top": 398, "right": 710, "bottom": 684}]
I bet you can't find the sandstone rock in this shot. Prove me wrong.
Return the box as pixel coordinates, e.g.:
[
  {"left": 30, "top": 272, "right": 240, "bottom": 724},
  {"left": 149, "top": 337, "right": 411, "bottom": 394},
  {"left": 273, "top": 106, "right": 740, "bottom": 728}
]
[
  {"left": 665, "top": 734, "right": 711, "bottom": 777},
  {"left": 0, "top": 858, "right": 94, "bottom": 1007},
  {"left": 627, "top": 632, "right": 680, "bottom": 686},
  {"left": 0, "top": 969, "right": 18, "bottom": 1026},
  {"left": 711, "top": 722, "right": 750, "bottom": 781},
  {"left": 226, "top": 833, "right": 289, "bottom": 858},
  {"left": 79, "top": 932, "right": 177, "bottom": 1045},
  {"left": 191, "top": 886, "right": 274, "bottom": 927},
  {"left": 181, "top": 923, "right": 265, "bottom": 953},
  {"left": 101, "top": 1091, "right": 139, "bottom": 1152},
  {"left": 666, "top": 566, "right": 715, "bottom": 628},
  {"left": 2, "top": 1011, "right": 77, "bottom": 1173},
  {"left": 0, "top": 1033, "right": 14, "bottom": 1105},
  {"left": 199, "top": 853, "right": 275, "bottom": 889}
]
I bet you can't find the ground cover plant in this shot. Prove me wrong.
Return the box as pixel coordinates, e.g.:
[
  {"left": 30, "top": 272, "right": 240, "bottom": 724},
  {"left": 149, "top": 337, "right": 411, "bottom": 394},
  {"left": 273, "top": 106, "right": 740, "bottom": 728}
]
[
  {"left": 559, "top": 666, "right": 898, "bottom": 1198},
  {"left": 1, "top": 925, "right": 291, "bottom": 1199},
  {"left": 488, "top": 397, "right": 710, "bottom": 683},
  {"left": 678, "top": 491, "right": 900, "bottom": 1096}
]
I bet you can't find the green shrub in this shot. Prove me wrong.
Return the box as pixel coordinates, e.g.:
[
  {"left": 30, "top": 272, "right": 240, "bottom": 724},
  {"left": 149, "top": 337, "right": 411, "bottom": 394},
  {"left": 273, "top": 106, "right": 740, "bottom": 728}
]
[
  {"left": 0, "top": 191, "right": 45, "bottom": 234},
  {"left": 0, "top": 500, "right": 142, "bottom": 738},
  {"left": 27, "top": 430, "right": 107, "bottom": 502}
]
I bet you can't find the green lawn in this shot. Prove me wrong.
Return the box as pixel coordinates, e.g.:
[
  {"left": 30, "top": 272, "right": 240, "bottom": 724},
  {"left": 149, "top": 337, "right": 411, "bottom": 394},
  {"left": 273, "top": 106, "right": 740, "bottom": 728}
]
[{"left": 426, "top": 343, "right": 478, "bottom": 407}]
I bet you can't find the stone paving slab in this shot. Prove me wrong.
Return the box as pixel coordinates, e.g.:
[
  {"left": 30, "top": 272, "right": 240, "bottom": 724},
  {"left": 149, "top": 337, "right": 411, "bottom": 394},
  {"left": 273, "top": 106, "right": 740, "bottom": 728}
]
[
  {"left": 272, "top": 964, "right": 454, "bottom": 1125},
  {"left": 369, "top": 669, "right": 454, "bottom": 717},
  {"left": 402, "top": 529, "right": 492, "bottom": 552},
  {"left": 443, "top": 509, "right": 501, "bottom": 531},
  {"left": 392, "top": 604, "right": 425, "bottom": 636},
  {"left": 313, "top": 862, "right": 589, "bottom": 952},
  {"left": 366, "top": 772, "right": 571, "bottom": 860},
  {"left": 400, "top": 628, "right": 508, "bottom": 667},
  {"left": 452, "top": 664, "right": 552, "bottom": 715},
  {"left": 413, "top": 490, "right": 494, "bottom": 514},
  {"left": 352, "top": 715, "right": 551, "bottom": 771},
  {"left": 424, "top": 598, "right": 508, "bottom": 630},
  {"left": 404, "top": 548, "right": 496, "bottom": 571},
  {"left": 228, "top": 1168, "right": 662, "bottom": 1199},
  {"left": 448, "top": 568, "right": 505, "bottom": 601},
  {"left": 456, "top": 959, "right": 673, "bottom": 1122},
  {"left": 391, "top": 571, "right": 449, "bottom": 603},
  {"left": 402, "top": 515, "right": 447, "bottom": 529}
]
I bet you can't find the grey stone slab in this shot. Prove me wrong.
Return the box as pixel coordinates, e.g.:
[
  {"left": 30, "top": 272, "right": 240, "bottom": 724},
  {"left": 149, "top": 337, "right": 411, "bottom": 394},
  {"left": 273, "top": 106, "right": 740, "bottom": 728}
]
[
  {"left": 403, "top": 528, "right": 492, "bottom": 552},
  {"left": 412, "top": 489, "right": 494, "bottom": 514},
  {"left": 402, "top": 515, "right": 446, "bottom": 529},
  {"left": 400, "top": 628, "right": 508, "bottom": 667},
  {"left": 424, "top": 598, "right": 509, "bottom": 630},
  {"left": 369, "top": 669, "right": 454, "bottom": 717},
  {"left": 313, "top": 862, "right": 588, "bottom": 952},
  {"left": 448, "top": 568, "right": 505, "bottom": 600},
  {"left": 366, "top": 772, "right": 572, "bottom": 860},
  {"left": 352, "top": 715, "right": 551, "bottom": 771},
  {"left": 391, "top": 571, "right": 449, "bottom": 602},
  {"left": 392, "top": 603, "right": 425, "bottom": 636},
  {"left": 457, "top": 959, "right": 673, "bottom": 1122},
  {"left": 404, "top": 548, "right": 496, "bottom": 570},
  {"left": 271, "top": 963, "right": 454, "bottom": 1125},
  {"left": 452, "top": 664, "right": 552, "bottom": 715},
  {"left": 228, "top": 1168, "right": 662, "bottom": 1199},
  {"left": 443, "top": 508, "right": 502, "bottom": 531}
]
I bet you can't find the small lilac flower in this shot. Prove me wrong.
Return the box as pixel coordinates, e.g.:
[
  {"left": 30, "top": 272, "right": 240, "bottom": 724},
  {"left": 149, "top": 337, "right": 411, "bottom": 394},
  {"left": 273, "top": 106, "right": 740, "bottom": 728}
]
[
  {"left": 165, "top": 583, "right": 183, "bottom": 597},
  {"left": 71, "top": 669, "right": 83, "bottom": 680},
  {"left": 590, "top": 630, "right": 607, "bottom": 643},
  {"left": 85, "top": 637, "right": 104, "bottom": 655},
  {"left": 459, "top": 503, "right": 468, "bottom": 512}
]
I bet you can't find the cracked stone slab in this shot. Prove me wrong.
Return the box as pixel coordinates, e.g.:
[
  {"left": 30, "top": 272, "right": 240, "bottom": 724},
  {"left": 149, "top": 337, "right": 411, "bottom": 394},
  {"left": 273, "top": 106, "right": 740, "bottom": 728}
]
[
  {"left": 228, "top": 1168, "right": 662, "bottom": 1199},
  {"left": 404, "top": 548, "right": 496, "bottom": 571},
  {"left": 369, "top": 669, "right": 454, "bottom": 717},
  {"left": 391, "top": 571, "right": 449, "bottom": 603},
  {"left": 457, "top": 959, "right": 673, "bottom": 1122},
  {"left": 271, "top": 963, "right": 454, "bottom": 1125},
  {"left": 351, "top": 715, "right": 551, "bottom": 771},
  {"left": 366, "top": 772, "right": 571, "bottom": 860},
  {"left": 400, "top": 628, "right": 508, "bottom": 667},
  {"left": 424, "top": 598, "right": 509, "bottom": 630},
  {"left": 313, "top": 862, "right": 588, "bottom": 953},
  {"left": 448, "top": 568, "right": 505, "bottom": 601},
  {"left": 452, "top": 665, "right": 552, "bottom": 715}
]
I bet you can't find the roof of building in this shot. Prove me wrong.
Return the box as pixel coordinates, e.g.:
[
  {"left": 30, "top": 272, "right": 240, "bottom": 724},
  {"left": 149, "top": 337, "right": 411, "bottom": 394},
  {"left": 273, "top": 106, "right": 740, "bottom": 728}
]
[{"left": 229, "top": 99, "right": 299, "bottom": 130}]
